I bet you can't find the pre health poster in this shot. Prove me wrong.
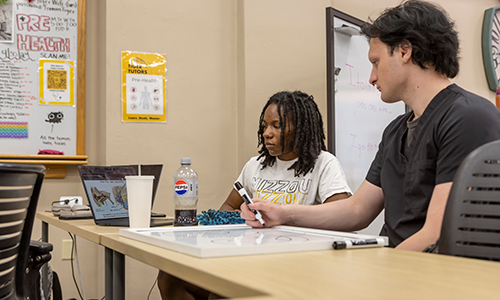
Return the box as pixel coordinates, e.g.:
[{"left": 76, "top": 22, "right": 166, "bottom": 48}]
[
  {"left": 39, "top": 59, "right": 75, "bottom": 105},
  {"left": 0, "top": 0, "right": 78, "bottom": 155},
  {"left": 121, "top": 51, "right": 167, "bottom": 122}
]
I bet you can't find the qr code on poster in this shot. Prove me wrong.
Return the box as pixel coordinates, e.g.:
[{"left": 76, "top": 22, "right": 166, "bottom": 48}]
[{"left": 47, "top": 70, "right": 67, "bottom": 90}]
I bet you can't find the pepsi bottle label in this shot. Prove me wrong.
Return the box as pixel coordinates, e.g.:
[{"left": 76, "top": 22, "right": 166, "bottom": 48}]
[{"left": 173, "top": 179, "right": 198, "bottom": 197}]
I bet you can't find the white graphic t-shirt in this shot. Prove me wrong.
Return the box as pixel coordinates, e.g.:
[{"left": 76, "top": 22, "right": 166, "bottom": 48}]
[{"left": 237, "top": 151, "right": 352, "bottom": 205}]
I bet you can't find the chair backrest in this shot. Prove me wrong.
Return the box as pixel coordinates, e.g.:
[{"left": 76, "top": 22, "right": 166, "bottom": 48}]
[
  {"left": 0, "top": 163, "right": 45, "bottom": 300},
  {"left": 439, "top": 140, "right": 500, "bottom": 261}
]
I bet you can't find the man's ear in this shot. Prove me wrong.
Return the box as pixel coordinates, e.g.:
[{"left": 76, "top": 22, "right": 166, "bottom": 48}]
[{"left": 399, "top": 40, "right": 412, "bottom": 63}]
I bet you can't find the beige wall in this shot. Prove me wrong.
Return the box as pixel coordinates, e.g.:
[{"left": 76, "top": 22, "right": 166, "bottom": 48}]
[{"left": 31, "top": 0, "right": 499, "bottom": 299}]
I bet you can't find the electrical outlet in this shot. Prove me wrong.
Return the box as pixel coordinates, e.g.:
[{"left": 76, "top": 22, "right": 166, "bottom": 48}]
[{"left": 61, "top": 239, "right": 73, "bottom": 260}]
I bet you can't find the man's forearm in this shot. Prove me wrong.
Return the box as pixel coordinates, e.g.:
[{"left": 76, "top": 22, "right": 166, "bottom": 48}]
[{"left": 284, "top": 197, "right": 377, "bottom": 232}]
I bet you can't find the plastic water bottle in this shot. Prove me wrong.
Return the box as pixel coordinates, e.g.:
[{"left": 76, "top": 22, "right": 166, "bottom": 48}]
[{"left": 173, "top": 158, "right": 198, "bottom": 226}]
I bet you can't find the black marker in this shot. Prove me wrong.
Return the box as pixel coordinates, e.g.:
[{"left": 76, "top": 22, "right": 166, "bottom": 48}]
[
  {"left": 332, "top": 238, "right": 385, "bottom": 250},
  {"left": 234, "top": 181, "right": 265, "bottom": 226}
]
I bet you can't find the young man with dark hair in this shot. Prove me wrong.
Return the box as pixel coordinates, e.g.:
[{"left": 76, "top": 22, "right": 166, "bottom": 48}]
[{"left": 241, "top": 0, "right": 500, "bottom": 251}]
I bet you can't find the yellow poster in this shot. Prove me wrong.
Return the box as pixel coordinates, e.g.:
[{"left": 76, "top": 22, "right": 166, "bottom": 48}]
[
  {"left": 38, "top": 60, "right": 75, "bottom": 106},
  {"left": 121, "top": 51, "right": 167, "bottom": 122}
]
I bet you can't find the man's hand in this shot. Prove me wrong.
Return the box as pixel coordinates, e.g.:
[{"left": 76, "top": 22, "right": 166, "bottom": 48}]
[
  {"left": 239, "top": 180, "right": 384, "bottom": 232},
  {"left": 240, "top": 199, "right": 287, "bottom": 228}
]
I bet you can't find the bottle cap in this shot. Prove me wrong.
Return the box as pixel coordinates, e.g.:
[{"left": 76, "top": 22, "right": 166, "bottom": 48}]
[{"left": 180, "top": 157, "right": 191, "bottom": 165}]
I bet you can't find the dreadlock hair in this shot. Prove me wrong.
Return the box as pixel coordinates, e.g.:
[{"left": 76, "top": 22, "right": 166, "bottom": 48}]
[{"left": 257, "top": 91, "right": 326, "bottom": 177}]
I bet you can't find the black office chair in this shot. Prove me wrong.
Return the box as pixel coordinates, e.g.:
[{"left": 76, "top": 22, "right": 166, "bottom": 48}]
[
  {"left": 0, "top": 163, "right": 53, "bottom": 300},
  {"left": 439, "top": 139, "right": 500, "bottom": 261}
]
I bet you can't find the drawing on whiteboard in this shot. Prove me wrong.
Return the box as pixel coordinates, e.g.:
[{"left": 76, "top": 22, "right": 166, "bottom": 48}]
[
  {"left": 168, "top": 228, "right": 312, "bottom": 246},
  {"left": 45, "top": 111, "right": 64, "bottom": 133},
  {"left": 209, "top": 230, "right": 311, "bottom": 246},
  {"left": 0, "top": 121, "right": 28, "bottom": 139}
]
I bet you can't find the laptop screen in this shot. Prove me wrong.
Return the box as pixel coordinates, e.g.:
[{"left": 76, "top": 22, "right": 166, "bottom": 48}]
[
  {"left": 78, "top": 165, "right": 162, "bottom": 221},
  {"left": 112, "top": 164, "right": 163, "bottom": 208},
  {"left": 78, "top": 166, "right": 136, "bottom": 220}
]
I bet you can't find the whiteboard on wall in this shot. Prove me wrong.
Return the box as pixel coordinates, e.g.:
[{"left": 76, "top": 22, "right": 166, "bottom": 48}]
[
  {"left": 326, "top": 8, "right": 406, "bottom": 235},
  {"left": 0, "top": 0, "right": 79, "bottom": 155}
]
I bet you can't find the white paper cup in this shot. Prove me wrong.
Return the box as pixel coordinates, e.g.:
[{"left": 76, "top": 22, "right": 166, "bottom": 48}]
[{"left": 125, "top": 175, "right": 154, "bottom": 228}]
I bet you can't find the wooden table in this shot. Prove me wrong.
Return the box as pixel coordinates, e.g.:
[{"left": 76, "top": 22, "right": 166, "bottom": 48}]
[{"left": 37, "top": 212, "right": 500, "bottom": 300}]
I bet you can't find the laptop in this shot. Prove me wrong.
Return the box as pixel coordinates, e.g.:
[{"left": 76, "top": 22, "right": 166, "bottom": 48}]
[
  {"left": 113, "top": 164, "right": 166, "bottom": 217},
  {"left": 78, "top": 165, "right": 173, "bottom": 227}
]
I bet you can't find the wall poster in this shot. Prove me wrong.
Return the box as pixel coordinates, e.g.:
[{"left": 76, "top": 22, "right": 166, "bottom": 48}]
[
  {"left": 121, "top": 51, "right": 167, "bottom": 123},
  {"left": 38, "top": 59, "right": 75, "bottom": 106}
]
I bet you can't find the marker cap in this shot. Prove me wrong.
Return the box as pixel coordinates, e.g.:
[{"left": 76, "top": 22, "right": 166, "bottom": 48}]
[
  {"left": 332, "top": 241, "right": 347, "bottom": 250},
  {"left": 234, "top": 181, "right": 243, "bottom": 190}
]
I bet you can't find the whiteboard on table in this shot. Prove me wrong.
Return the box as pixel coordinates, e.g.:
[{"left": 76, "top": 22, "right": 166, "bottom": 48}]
[{"left": 119, "top": 224, "right": 388, "bottom": 258}]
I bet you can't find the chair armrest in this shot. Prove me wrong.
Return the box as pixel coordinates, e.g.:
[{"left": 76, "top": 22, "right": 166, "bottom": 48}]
[{"left": 29, "top": 240, "right": 53, "bottom": 254}]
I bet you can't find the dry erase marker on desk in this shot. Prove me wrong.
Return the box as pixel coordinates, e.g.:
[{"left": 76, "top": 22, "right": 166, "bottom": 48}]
[
  {"left": 332, "top": 238, "right": 385, "bottom": 250},
  {"left": 234, "top": 181, "right": 265, "bottom": 226}
]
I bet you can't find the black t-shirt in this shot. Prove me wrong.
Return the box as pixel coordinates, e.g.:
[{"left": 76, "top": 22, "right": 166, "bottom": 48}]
[{"left": 366, "top": 84, "right": 500, "bottom": 247}]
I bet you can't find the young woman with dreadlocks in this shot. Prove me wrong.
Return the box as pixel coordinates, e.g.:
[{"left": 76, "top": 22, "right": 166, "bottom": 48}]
[
  {"left": 220, "top": 90, "right": 351, "bottom": 210},
  {"left": 157, "top": 91, "right": 351, "bottom": 300}
]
